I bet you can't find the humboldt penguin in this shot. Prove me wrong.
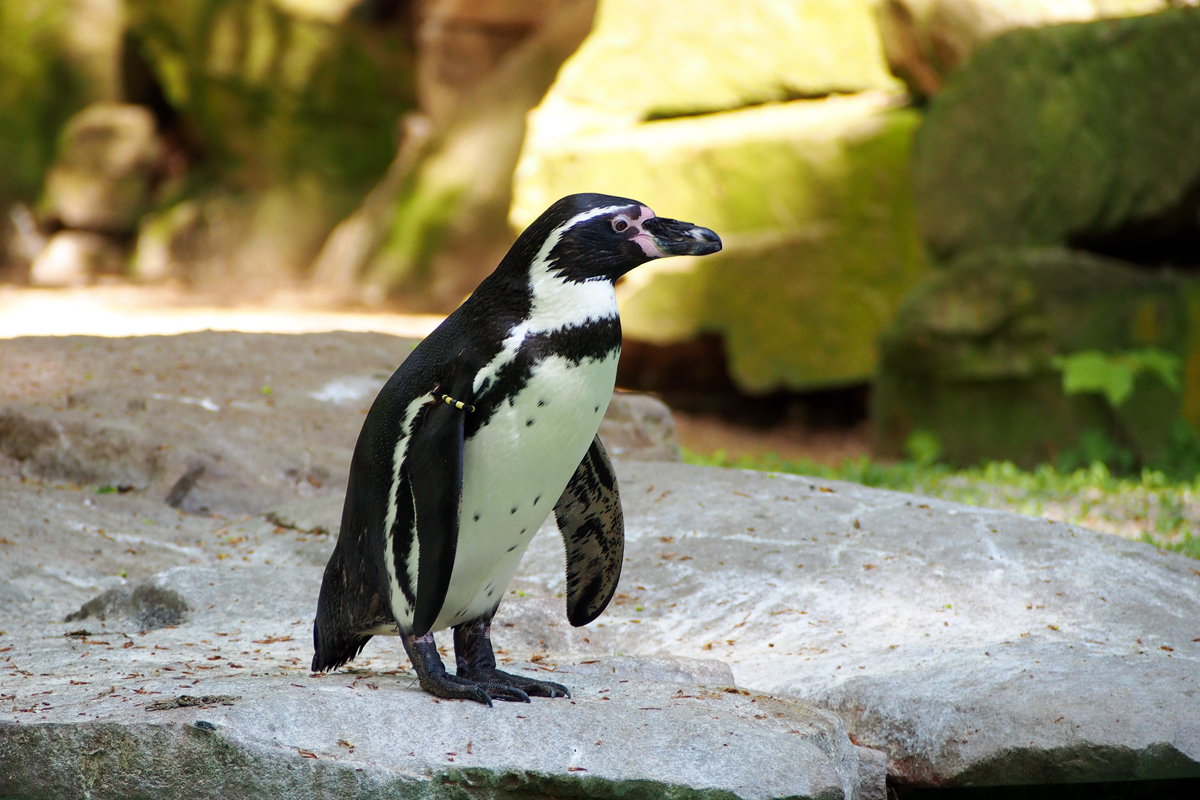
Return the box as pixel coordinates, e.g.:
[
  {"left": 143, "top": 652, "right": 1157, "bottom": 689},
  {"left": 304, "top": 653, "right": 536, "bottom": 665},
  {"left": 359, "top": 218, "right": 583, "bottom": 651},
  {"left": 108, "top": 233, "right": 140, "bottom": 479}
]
[{"left": 311, "top": 193, "right": 722, "bottom": 704}]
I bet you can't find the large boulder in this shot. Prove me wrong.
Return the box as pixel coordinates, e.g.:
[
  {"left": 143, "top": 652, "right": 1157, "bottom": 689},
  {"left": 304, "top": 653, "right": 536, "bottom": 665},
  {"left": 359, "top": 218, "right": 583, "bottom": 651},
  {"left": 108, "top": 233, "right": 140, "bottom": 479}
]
[
  {"left": 876, "top": 0, "right": 1170, "bottom": 98},
  {"left": 873, "top": 247, "right": 1199, "bottom": 468},
  {"left": 511, "top": 1, "right": 924, "bottom": 393},
  {"left": 911, "top": 6, "right": 1200, "bottom": 261},
  {"left": 2, "top": 332, "right": 1199, "bottom": 794},
  {"left": 517, "top": 0, "right": 899, "bottom": 142},
  {"left": 519, "top": 93, "right": 927, "bottom": 393}
]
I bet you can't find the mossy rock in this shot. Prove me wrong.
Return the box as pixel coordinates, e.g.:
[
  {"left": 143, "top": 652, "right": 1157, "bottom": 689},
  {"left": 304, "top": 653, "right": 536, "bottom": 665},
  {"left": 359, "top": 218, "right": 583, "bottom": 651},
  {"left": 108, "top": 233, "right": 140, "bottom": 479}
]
[
  {"left": 0, "top": 0, "right": 111, "bottom": 217},
  {"left": 912, "top": 6, "right": 1200, "bottom": 260},
  {"left": 119, "top": 0, "right": 416, "bottom": 281},
  {"left": 125, "top": 0, "right": 414, "bottom": 205},
  {"left": 516, "top": 93, "right": 927, "bottom": 393},
  {"left": 875, "top": 247, "right": 1200, "bottom": 468}
]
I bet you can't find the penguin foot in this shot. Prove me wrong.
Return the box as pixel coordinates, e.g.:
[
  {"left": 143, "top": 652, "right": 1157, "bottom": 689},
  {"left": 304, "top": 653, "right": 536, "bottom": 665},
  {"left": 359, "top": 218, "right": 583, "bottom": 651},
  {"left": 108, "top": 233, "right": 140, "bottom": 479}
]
[
  {"left": 460, "top": 667, "right": 571, "bottom": 699},
  {"left": 402, "top": 630, "right": 534, "bottom": 706},
  {"left": 415, "top": 670, "right": 496, "bottom": 706},
  {"left": 452, "top": 617, "right": 573, "bottom": 700}
]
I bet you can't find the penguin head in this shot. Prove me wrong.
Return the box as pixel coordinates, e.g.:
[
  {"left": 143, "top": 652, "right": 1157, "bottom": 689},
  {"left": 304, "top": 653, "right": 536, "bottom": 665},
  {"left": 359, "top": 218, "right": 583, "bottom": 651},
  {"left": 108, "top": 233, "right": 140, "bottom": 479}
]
[{"left": 518, "top": 193, "right": 722, "bottom": 284}]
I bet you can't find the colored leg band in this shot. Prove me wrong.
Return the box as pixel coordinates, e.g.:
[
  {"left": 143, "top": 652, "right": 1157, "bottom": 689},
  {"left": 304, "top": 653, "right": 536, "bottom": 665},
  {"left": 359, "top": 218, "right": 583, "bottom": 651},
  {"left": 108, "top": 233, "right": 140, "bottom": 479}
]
[{"left": 440, "top": 394, "right": 475, "bottom": 412}]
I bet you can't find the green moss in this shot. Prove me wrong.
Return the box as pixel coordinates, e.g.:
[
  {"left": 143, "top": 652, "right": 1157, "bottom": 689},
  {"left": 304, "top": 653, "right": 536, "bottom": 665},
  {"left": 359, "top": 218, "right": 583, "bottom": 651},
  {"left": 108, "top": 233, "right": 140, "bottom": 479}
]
[
  {"left": 913, "top": 7, "right": 1200, "bottom": 258},
  {"left": 125, "top": 0, "right": 414, "bottom": 201},
  {"left": 574, "top": 96, "right": 928, "bottom": 393},
  {"left": 875, "top": 247, "right": 1197, "bottom": 469},
  {"left": 0, "top": 1, "right": 92, "bottom": 209}
]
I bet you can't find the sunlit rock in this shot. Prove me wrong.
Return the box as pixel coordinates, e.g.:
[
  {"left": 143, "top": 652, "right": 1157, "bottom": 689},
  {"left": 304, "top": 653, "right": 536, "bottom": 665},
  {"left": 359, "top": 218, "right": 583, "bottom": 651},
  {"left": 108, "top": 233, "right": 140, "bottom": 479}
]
[
  {"left": 29, "top": 230, "right": 124, "bottom": 286},
  {"left": 41, "top": 103, "right": 160, "bottom": 235},
  {"left": 510, "top": 1, "right": 924, "bottom": 394}
]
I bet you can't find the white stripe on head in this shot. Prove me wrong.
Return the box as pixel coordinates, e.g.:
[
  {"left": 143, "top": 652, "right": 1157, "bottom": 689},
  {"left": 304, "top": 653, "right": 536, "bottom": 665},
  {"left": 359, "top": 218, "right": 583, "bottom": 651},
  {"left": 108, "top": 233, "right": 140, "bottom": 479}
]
[{"left": 473, "top": 203, "right": 630, "bottom": 394}]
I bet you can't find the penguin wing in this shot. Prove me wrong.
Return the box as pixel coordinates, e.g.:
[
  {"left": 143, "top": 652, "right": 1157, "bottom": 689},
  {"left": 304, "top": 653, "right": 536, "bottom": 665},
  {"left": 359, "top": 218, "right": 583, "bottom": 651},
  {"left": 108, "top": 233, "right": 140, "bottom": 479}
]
[
  {"left": 554, "top": 435, "right": 625, "bottom": 626},
  {"left": 405, "top": 387, "right": 470, "bottom": 638}
]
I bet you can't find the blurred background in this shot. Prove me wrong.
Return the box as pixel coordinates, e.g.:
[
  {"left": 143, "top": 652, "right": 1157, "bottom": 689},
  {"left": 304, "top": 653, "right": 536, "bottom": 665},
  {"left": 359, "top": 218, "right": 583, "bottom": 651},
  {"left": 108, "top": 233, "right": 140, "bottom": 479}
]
[{"left": 3, "top": 0, "right": 1200, "bottom": 483}]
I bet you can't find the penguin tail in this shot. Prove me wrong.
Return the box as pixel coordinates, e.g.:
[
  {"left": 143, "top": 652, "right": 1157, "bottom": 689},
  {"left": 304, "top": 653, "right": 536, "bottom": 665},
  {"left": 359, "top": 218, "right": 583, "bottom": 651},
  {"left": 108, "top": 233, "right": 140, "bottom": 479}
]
[
  {"left": 311, "top": 617, "right": 371, "bottom": 673},
  {"left": 311, "top": 548, "right": 385, "bottom": 672}
]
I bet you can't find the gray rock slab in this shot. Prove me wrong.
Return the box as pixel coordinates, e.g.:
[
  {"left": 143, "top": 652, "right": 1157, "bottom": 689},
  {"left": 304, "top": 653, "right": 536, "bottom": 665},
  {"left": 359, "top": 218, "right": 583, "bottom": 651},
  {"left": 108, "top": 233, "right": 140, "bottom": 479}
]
[
  {"left": 1, "top": 566, "right": 875, "bottom": 800},
  {"left": 4, "top": 332, "right": 1199, "bottom": 791},
  {"left": 512, "top": 463, "right": 1200, "bottom": 787},
  {"left": 0, "top": 332, "right": 679, "bottom": 514}
]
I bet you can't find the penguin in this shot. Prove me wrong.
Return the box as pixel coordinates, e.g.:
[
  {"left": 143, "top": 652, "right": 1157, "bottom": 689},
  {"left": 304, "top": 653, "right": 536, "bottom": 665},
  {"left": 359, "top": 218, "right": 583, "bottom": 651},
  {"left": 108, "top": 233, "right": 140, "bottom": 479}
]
[{"left": 311, "top": 193, "right": 721, "bottom": 705}]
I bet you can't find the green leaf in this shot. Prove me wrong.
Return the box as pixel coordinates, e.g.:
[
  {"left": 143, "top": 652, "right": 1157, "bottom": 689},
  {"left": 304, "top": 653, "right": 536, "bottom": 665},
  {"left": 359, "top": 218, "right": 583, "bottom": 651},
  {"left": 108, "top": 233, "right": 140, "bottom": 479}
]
[{"left": 1052, "top": 348, "right": 1181, "bottom": 408}]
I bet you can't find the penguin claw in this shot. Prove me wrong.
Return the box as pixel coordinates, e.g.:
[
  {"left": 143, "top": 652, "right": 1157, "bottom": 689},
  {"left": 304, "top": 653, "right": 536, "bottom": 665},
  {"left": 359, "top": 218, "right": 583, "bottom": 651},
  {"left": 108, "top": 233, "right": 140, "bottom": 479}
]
[{"left": 481, "top": 683, "right": 532, "bottom": 704}]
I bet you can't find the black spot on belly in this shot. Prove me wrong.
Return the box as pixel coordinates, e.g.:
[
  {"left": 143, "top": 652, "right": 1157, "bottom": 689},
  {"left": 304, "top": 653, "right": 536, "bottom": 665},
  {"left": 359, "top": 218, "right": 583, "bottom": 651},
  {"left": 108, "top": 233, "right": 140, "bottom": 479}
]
[
  {"left": 506, "top": 545, "right": 516, "bottom": 552},
  {"left": 510, "top": 506, "right": 518, "bottom": 514},
  {"left": 538, "top": 399, "right": 546, "bottom": 407},
  {"left": 533, "top": 495, "right": 540, "bottom": 506},
  {"left": 526, "top": 419, "right": 534, "bottom": 427},
  {"left": 594, "top": 405, "right": 599, "bottom": 413},
  {"left": 473, "top": 513, "right": 481, "bottom": 522},
  {"left": 520, "top": 528, "right": 527, "bottom": 535}
]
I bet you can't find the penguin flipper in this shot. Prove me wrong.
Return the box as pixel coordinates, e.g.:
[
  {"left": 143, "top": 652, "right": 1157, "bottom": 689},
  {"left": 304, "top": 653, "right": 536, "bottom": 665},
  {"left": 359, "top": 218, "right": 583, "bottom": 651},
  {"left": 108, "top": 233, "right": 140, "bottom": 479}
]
[
  {"left": 407, "top": 392, "right": 468, "bottom": 637},
  {"left": 554, "top": 435, "right": 624, "bottom": 627}
]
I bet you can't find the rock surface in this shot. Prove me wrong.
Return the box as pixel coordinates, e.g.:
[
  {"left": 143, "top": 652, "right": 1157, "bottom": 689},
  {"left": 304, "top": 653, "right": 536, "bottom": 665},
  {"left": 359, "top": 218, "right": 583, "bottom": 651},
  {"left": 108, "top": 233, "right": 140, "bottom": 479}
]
[
  {"left": 873, "top": 247, "right": 1200, "bottom": 469},
  {"left": 911, "top": 6, "right": 1200, "bottom": 261},
  {"left": 0, "top": 332, "right": 679, "bottom": 512},
  {"left": 3, "top": 332, "right": 1199, "bottom": 794},
  {"left": 2, "top": 565, "right": 872, "bottom": 800}
]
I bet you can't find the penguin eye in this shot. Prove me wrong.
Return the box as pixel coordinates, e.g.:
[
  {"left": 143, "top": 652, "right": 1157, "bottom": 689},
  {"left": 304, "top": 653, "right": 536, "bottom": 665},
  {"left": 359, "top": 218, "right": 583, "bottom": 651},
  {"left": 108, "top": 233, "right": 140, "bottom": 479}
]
[{"left": 612, "top": 219, "right": 629, "bottom": 233}]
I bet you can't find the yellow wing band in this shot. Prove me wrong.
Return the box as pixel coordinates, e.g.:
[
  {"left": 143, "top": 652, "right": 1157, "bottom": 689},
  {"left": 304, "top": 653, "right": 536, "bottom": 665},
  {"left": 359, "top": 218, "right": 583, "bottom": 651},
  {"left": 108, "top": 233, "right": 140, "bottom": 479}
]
[{"left": 440, "top": 394, "right": 475, "bottom": 412}]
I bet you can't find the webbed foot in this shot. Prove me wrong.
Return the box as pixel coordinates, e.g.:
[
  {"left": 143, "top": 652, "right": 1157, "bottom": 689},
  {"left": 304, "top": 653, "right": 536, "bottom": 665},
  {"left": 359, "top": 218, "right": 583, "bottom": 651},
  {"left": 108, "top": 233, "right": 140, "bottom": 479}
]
[
  {"left": 402, "top": 631, "right": 533, "bottom": 706},
  {"left": 453, "top": 615, "right": 573, "bottom": 701},
  {"left": 458, "top": 666, "right": 570, "bottom": 699}
]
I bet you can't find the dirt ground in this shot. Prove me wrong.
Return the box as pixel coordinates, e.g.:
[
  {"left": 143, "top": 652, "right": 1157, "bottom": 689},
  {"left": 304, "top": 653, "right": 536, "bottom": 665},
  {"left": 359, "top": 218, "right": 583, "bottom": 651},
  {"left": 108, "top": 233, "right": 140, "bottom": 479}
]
[{"left": 0, "top": 284, "right": 869, "bottom": 465}]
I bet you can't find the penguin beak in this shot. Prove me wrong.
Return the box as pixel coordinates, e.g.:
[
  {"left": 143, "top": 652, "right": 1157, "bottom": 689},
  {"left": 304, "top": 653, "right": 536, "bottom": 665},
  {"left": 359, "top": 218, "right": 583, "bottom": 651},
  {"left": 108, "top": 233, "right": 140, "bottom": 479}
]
[{"left": 641, "top": 217, "right": 723, "bottom": 257}]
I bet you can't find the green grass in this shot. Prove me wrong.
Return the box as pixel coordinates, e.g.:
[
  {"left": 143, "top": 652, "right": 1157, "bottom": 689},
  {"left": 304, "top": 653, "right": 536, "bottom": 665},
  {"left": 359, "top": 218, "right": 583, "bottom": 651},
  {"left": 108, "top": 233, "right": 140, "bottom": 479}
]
[{"left": 683, "top": 449, "right": 1200, "bottom": 560}]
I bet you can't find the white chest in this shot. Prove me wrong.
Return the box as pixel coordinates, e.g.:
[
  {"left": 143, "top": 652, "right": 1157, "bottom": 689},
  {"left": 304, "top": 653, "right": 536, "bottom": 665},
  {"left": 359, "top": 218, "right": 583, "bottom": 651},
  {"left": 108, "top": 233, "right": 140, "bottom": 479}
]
[{"left": 431, "top": 350, "right": 618, "bottom": 630}]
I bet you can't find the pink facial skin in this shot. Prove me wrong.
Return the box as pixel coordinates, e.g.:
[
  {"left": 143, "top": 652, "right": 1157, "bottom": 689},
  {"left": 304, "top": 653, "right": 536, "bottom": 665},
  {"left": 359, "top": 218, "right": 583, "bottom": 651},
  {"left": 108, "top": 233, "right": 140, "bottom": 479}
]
[{"left": 622, "top": 205, "right": 668, "bottom": 258}]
